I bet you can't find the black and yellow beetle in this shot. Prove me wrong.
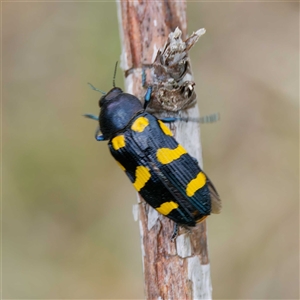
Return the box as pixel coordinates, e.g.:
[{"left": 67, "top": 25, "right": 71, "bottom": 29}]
[{"left": 85, "top": 83, "right": 221, "bottom": 238}]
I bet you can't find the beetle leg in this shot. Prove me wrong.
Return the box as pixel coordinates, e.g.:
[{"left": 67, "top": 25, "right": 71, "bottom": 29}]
[
  {"left": 143, "top": 86, "right": 152, "bottom": 109},
  {"left": 160, "top": 113, "right": 220, "bottom": 124},
  {"left": 198, "top": 113, "right": 220, "bottom": 123},
  {"left": 94, "top": 126, "right": 105, "bottom": 141},
  {"left": 171, "top": 223, "right": 179, "bottom": 241},
  {"left": 83, "top": 114, "right": 99, "bottom": 121},
  {"left": 159, "top": 117, "right": 178, "bottom": 123},
  {"left": 142, "top": 68, "right": 147, "bottom": 87}
]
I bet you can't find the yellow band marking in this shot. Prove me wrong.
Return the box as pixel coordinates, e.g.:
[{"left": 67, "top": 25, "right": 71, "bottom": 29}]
[
  {"left": 158, "top": 120, "right": 173, "bottom": 136},
  {"left": 133, "top": 166, "right": 151, "bottom": 192},
  {"left": 156, "top": 145, "right": 187, "bottom": 164},
  {"left": 116, "top": 161, "right": 126, "bottom": 171},
  {"left": 156, "top": 201, "right": 179, "bottom": 215},
  {"left": 186, "top": 172, "right": 206, "bottom": 197},
  {"left": 131, "top": 117, "right": 149, "bottom": 132},
  {"left": 111, "top": 135, "right": 126, "bottom": 150}
]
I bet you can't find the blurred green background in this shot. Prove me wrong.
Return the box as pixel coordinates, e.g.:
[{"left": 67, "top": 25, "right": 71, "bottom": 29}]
[{"left": 2, "top": 2, "right": 299, "bottom": 299}]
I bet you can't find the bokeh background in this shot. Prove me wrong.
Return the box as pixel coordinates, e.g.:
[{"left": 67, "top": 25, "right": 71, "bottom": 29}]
[{"left": 2, "top": 1, "right": 299, "bottom": 299}]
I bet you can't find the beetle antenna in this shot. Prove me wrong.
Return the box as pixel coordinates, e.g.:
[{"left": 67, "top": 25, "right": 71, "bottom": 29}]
[
  {"left": 87, "top": 83, "right": 106, "bottom": 95},
  {"left": 113, "top": 61, "right": 118, "bottom": 88}
]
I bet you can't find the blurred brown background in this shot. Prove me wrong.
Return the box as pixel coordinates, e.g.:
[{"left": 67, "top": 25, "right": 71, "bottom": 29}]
[{"left": 2, "top": 2, "right": 299, "bottom": 299}]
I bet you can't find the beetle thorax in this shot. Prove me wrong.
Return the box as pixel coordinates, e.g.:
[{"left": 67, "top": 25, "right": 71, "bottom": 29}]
[{"left": 99, "top": 89, "right": 143, "bottom": 140}]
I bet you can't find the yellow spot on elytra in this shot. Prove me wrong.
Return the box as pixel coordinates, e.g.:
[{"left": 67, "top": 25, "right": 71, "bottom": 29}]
[
  {"left": 186, "top": 172, "right": 206, "bottom": 197},
  {"left": 156, "top": 201, "right": 179, "bottom": 215},
  {"left": 158, "top": 120, "right": 173, "bottom": 136},
  {"left": 133, "top": 166, "right": 151, "bottom": 192},
  {"left": 131, "top": 117, "right": 149, "bottom": 132},
  {"left": 116, "top": 161, "right": 126, "bottom": 171},
  {"left": 111, "top": 135, "right": 126, "bottom": 150},
  {"left": 156, "top": 145, "right": 187, "bottom": 164}
]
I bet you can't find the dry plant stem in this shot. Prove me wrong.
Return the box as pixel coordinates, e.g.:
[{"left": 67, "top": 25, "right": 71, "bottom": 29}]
[{"left": 117, "top": 1, "right": 212, "bottom": 299}]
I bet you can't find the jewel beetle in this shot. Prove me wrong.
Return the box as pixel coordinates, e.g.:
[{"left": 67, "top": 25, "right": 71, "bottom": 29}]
[{"left": 84, "top": 80, "right": 221, "bottom": 238}]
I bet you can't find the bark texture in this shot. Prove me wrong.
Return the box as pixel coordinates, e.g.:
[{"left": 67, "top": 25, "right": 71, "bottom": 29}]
[{"left": 117, "top": 1, "right": 212, "bottom": 299}]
